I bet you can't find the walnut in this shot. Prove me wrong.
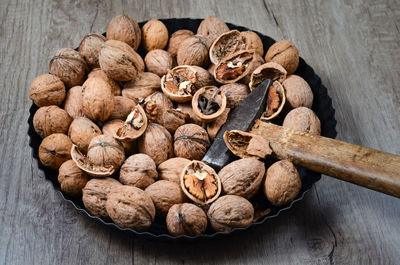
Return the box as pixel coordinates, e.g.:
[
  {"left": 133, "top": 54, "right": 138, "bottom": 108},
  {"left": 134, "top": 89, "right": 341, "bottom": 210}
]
[
  {"left": 241, "top": 53, "right": 265, "bottom": 84},
  {"left": 102, "top": 119, "right": 136, "bottom": 155},
  {"left": 265, "top": 40, "right": 299, "bottom": 75},
  {"left": 177, "top": 35, "right": 209, "bottom": 67},
  {"left": 122, "top": 72, "right": 161, "bottom": 101},
  {"left": 218, "top": 158, "right": 265, "bottom": 199},
  {"left": 207, "top": 195, "right": 254, "bottom": 232},
  {"left": 223, "top": 130, "right": 272, "bottom": 159},
  {"left": 144, "top": 49, "right": 175, "bottom": 77},
  {"left": 109, "top": 96, "right": 137, "bottom": 120},
  {"left": 29, "top": 74, "right": 66, "bottom": 107},
  {"left": 33, "top": 105, "right": 72, "bottom": 138},
  {"left": 282, "top": 107, "right": 321, "bottom": 135},
  {"left": 145, "top": 180, "right": 186, "bottom": 217},
  {"left": 240, "top": 31, "right": 264, "bottom": 57},
  {"left": 119, "top": 153, "right": 158, "bottom": 189},
  {"left": 209, "top": 30, "right": 246, "bottom": 64},
  {"left": 58, "top": 160, "right": 90, "bottom": 198},
  {"left": 63, "top": 86, "right": 85, "bottom": 119},
  {"left": 174, "top": 124, "right": 210, "bottom": 160},
  {"left": 260, "top": 81, "right": 286, "bottom": 121},
  {"left": 167, "top": 30, "right": 194, "bottom": 57},
  {"left": 249, "top": 62, "right": 287, "bottom": 91},
  {"left": 78, "top": 33, "right": 107, "bottom": 68},
  {"left": 141, "top": 19, "right": 169, "bottom": 52},
  {"left": 106, "top": 14, "right": 141, "bottom": 50},
  {"left": 219, "top": 83, "right": 249, "bottom": 108},
  {"left": 137, "top": 123, "right": 173, "bottom": 166},
  {"left": 263, "top": 160, "right": 302, "bottom": 206},
  {"left": 282, "top": 75, "right": 313, "bottom": 109},
  {"left": 68, "top": 117, "right": 101, "bottom": 153},
  {"left": 177, "top": 102, "right": 202, "bottom": 126},
  {"left": 82, "top": 177, "right": 122, "bottom": 218},
  {"left": 114, "top": 105, "right": 148, "bottom": 143},
  {"left": 39, "top": 133, "right": 72, "bottom": 169},
  {"left": 162, "top": 108, "right": 189, "bottom": 133},
  {"left": 206, "top": 108, "right": 230, "bottom": 141},
  {"left": 49, "top": 48, "right": 87, "bottom": 88},
  {"left": 197, "top": 16, "right": 230, "bottom": 49},
  {"left": 166, "top": 203, "right": 207, "bottom": 236},
  {"left": 88, "top": 68, "right": 122, "bottom": 96},
  {"left": 158, "top": 157, "right": 191, "bottom": 184},
  {"left": 208, "top": 63, "right": 216, "bottom": 76},
  {"left": 87, "top": 135, "right": 125, "bottom": 170},
  {"left": 192, "top": 86, "right": 227, "bottom": 123},
  {"left": 105, "top": 185, "right": 155, "bottom": 230},
  {"left": 142, "top": 91, "right": 174, "bottom": 125}
]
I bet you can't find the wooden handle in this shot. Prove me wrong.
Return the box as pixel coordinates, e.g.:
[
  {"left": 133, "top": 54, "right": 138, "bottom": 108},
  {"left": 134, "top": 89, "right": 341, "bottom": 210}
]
[{"left": 250, "top": 121, "right": 400, "bottom": 198}]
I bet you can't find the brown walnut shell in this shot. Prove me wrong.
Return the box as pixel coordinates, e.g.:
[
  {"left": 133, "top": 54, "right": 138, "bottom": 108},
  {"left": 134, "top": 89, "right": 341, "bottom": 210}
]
[
  {"left": 177, "top": 35, "right": 209, "bottom": 67},
  {"left": 114, "top": 105, "right": 148, "bottom": 142},
  {"left": 197, "top": 16, "right": 230, "bottom": 49},
  {"left": 39, "top": 133, "right": 72, "bottom": 170},
  {"left": 58, "top": 160, "right": 90, "bottom": 198},
  {"left": 180, "top": 160, "right": 222, "bottom": 205},
  {"left": 68, "top": 117, "right": 101, "bottom": 153},
  {"left": 260, "top": 81, "right": 286, "bottom": 121},
  {"left": 29, "top": 74, "right": 66, "bottom": 107},
  {"left": 265, "top": 40, "right": 299, "bottom": 75},
  {"left": 264, "top": 160, "right": 302, "bottom": 206},
  {"left": 166, "top": 203, "right": 207, "bottom": 236},
  {"left": 282, "top": 107, "right": 321, "bottom": 135},
  {"left": 158, "top": 157, "right": 191, "bottom": 184},
  {"left": 88, "top": 68, "right": 122, "bottom": 96},
  {"left": 249, "top": 62, "right": 287, "bottom": 91},
  {"left": 145, "top": 180, "right": 186, "bottom": 217},
  {"left": 219, "top": 83, "right": 249, "bottom": 108},
  {"left": 174, "top": 124, "right": 210, "bottom": 160},
  {"left": 223, "top": 130, "right": 272, "bottom": 159},
  {"left": 106, "top": 14, "right": 141, "bottom": 50},
  {"left": 71, "top": 145, "right": 115, "bottom": 177},
  {"left": 207, "top": 195, "right": 254, "bottom": 232},
  {"left": 240, "top": 31, "right": 264, "bottom": 57},
  {"left": 282, "top": 75, "right": 313, "bottom": 109},
  {"left": 78, "top": 33, "right": 107, "bottom": 68},
  {"left": 192, "top": 86, "right": 227, "bottom": 123},
  {"left": 49, "top": 48, "right": 87, "bottom": 88},
  {"left": 144, "top": 49, "right": 175, "bottom": 77},
  {"left": 214, "top": 50, "right": 257, "bottom": 84},
  {"left": 120, "top": 153, "right": 158, "bottom": 189},
  {"left": 209, "top": 30, "right": 246, "bottom": 65},
  {"left": 177, "top": 102, "right": 203, "bottom": 126},
  {"left": 218, "top": 158, "right": 265, "bottom": 199},
  {"left": 142, "top": 91, "right": 174, "bottom": 125},
  {"left": 122, "top": 72, "right": 161, "bottom": 101},
  {"left": 63, "top": 86, "right": 85, "bottom": 119},
  {"left": 163, "top": 108, "right": 189, "bottom": 133},
  {"left": 141, "top": 19, "right": 169, "bottom": 52},
  {"left": 33, "top": 105, "right": 72, "bottom": 138},
  {"left": 102, "top": 119, "right": 136, "bottom": 155},
  {"left": 109, "top": 96, "right": 137, "bottom": 121},
  {"left": 87, "top": 135, "right": 125, "bottom": 170},
  {"left": 167, "top": 30, "right": 194, "bottom": 57},
  {"left": 241, "top": 53, "right": 265, "bottom": 84},
  {"left": 206, "top": 108, "right": 230, "bottom": 141}
]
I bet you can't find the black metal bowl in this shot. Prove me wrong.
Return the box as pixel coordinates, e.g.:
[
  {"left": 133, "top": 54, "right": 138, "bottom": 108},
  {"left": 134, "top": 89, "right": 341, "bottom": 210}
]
[{"left": 28, "top": 18, "right": 337, "bottom": 241}]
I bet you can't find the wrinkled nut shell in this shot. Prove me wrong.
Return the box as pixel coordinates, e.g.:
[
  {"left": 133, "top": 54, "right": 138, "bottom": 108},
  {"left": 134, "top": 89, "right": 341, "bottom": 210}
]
[
  {"left": 207, "top": 108, "right": 230, "bottom": 141},
  {"left": 122, "top": 72, "right": 161, "bottom": 101},
  {"left": 87, "top": 135, "right": 126, "bottom": 170},
  {"left": 78, "top": 33, "right": 107, "bottom": 68},
  {"left": 209, "top": 30, "right": 245, "bottom": 65},
  {"left": 88, "top": 68, "right": 122, "bottom": 96},
  {"left": 240, "top": 31, "right": 264, "bottom": 57},
  {"left": 33, "top": 105, "right": 72, "bottom": 138},
  {"left": 109, "top": 96, "right": 137, "bottom": 120},
  {"left": 58, "top": 160, "right": 90, "bottom": 198},
  {"left": 142, "top": 91, "right": 174, "bottom": 125},
  {"left": 167, "top": 30, "right": 194, "bottom": 57},
  {"left": 260, "top": 81, "right": 286, "bottom": 121},
  {"left": 68, "top": 117, "right": 101, "bottom": 153},
  {"left": 102, "top": 119, "right": 136, "bottom": 155},
  {"left": 141, "top": 19, "right": 169, "bottom": 52},
  {"left": 265, "top": 40, "right": 299, "bottom": 75},
  {"left": 163, "top": 109, "right": 189, "bottom": 133},
  {"left": 197, "top": 16, "right": 230, "bottom": 49},
  {"left": 177, "top": 35, "right": 209, "bottom": 67},
  {"left": 219, "top": 83, "right": 249, "bottom": 108},
  {"left": 263, "top": 160, "right": 302, "bottom": 206},
  {"left": 249, "top": 62, "right": 287, "bottom": 91},
  {"left": 63, "top": 86, "right": 85, "bottom": 119},
  {"left": 174, "top": 124, "right": 210, "bottom": 160},
  {"left": 106, "top": 14, "right": 141, "bottom": 50},
  {"left": 158, "top": 157, "right": 191, "bottom": 184},
  {"left": 177, "top": 102, "right": 202, "bottom": 126},
  {"left": 282, "top": 107, "right": 321, "bottom": 135},
  {"left": 120, "top": 153, "right": 158, "bottom": 189},
  {"left": 192, "top": 86, "right": 227, "bottom": 123},
  {"left": 39, "top": 133, "right": 72, "bottom": 170},
  {"left": 166, "top": 203, "right": 207, "bottom": 236},
  {"left": 282, "top": 75, "right": 313, "bottom": 109},
  {"left": 29, "top": 74, "right": 66, "bottom": 107},
  {"left": 144, "top": 49, "right": 174, "bottom": 77}
]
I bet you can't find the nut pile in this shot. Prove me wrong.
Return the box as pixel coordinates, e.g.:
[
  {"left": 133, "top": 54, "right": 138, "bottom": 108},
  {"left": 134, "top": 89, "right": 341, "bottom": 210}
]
[{"left": 30, "top": 15, "right": 319, "bottom": 236}]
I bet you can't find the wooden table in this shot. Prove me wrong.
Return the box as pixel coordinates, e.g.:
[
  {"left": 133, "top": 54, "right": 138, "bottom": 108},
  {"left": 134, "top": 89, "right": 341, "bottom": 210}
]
[{"left": 1, "top": 0, "right": 399, "bottom": 264}]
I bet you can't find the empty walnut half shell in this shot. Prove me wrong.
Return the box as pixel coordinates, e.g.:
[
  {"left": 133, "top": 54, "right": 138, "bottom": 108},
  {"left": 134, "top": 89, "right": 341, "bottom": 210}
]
[
  {"left": 214, "top": 50, "right": 257, "bottom": 84},
  {"left": 209, "top": 30, "right": 246, "bottom": 65},
  {"left": 192, "top": 86, "right": 227, "bottom": 123},
  {"left": 249, "top": 62, "right": 287, "bottom": 91},
  {"left": 180, "top": 160, "right": 222, "bottom": 205},
  {"left": 223, "top": 130, "right": 272, "bottom": 159},
  {"left": 115, "top": 105, "right": 148, "bottom": 142},
  {"left": 260, "top": 81, "right": 286, "bottom": 121},
  {"left": 71, "top": 144, "right": 115, "bottom": 177}
]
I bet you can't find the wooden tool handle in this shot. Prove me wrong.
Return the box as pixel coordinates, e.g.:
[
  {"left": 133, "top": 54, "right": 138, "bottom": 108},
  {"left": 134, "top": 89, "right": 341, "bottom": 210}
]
[{"left": 251, "top": 121, "right": 400, "bottom": 198}]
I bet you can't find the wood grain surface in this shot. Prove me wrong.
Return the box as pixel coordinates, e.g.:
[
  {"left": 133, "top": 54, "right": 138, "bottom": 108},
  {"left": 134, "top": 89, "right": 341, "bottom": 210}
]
[{"left": 0, "top": 0, "right": 399, "bottom": 264}]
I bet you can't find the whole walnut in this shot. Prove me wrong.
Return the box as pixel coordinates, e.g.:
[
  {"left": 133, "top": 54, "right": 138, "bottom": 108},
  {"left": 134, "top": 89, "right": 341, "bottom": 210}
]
[
  {"left": 174, "top": 124, "right": 210, "bottom": 160},
  {"left": 63, "top": 86, "right": 85, "bottom": 119},
  {"left": 106, "top": 14, "right": 141, "bottom": 50},
  {"left": 106, "top": 185, "right": 155, "bottom": 230},
  {"left": 58, "top": 160, "right": 90, "bottom": 198},
  {"left": 265, "top": 40, "right": 299, "bottom": 75},
  {"left": 142, "top": 91, "right": 174, "bottom": 125},
  {"left": 144, "top": 49, "right": 175, "bottom": 77},
  {"left": 119, "top": 153, "right": 158, "bottom": 189},
  {"left": 109, "top": 96, "right": 137, "bottom": 120},
  {"left": 87, "top": 135, "right": 125, "bottom": 170},
  {"left": 240, "top": 31, "right": 264, "bottom": 57},
  {"left": 39, "top": 133, "right": 72, "bottom": 169},
  {"left": 197, "top": 16, "right": 230, "bottom": 49},
  {"left": 137, "top": 123, "right": 173, "bottom": 166},
  {"left": 145, "top": 180, "right": 186, "bottom": 217},
  {"left": 88, "top": 68, "right": 122, "bottom": 96},
  {"left": 158, "top": 157, "right": 191, "bottom": 184},
  {"left": 122, "top": 72, "right": 161, "bottom": 101},
  {"left": 207, "top": 195, "right": 254, "bottom": 232},
  {"left": 163, "top": 109, "right": 189, "bottom": 133},
  {"left": 219, "top": 83, "right": 249, "bottom": 108},
  {"left": 29, "top": 74, "right": 66, "bottom": 107},
  {"left": 33, "top": 105, "right": 72, "bottom": 138},
  {"left": 49, "top": 48, "right": 87, "bottom": 88},
  {"left": 102, "top": 119, "right": 136, "bottom": 155},
  {"left": 282, "top": 75, "right": 313, "bottom": 109},
  {"left": 82, "top": 177, "right": 122, "bottom": 218},
  {"left": 177, "top": 35, "right": 209, "bottom": 67},
  {"left": 218, "top": 158, "right": 265, "bottom": 199},
  {"left": 166, "top": 203, "right": 207, "bottom": 236},
  {"left": 81, "top": 77, "right": 114, "bottom": 122},
  {"left": 263, "top": 160, "right": 302, "bottom": 206},
  {"left": 141, "top": 19, "right": 169, "bottom": 52},
  {"left": 78, "top": 33, "right": 107, "bottom": 68},
  {"left": 68, "top": 117, "right": 102, "bottom": 153},
  {"left": 167, "top": 30, "right": 194, "bottom": 57},
  {"left": 282, "top": 107, "right": 321, "bottom": 135}
]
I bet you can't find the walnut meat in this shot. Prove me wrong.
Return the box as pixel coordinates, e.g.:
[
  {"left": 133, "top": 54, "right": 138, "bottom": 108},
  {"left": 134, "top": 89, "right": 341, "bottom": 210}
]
[
  {"left": 219, "top": 83, "right": 249, "bottom": 108},
  {"left": 141, "top": 19, "right": 169, "bottom": 52},
  {"left": 122, "top": 72, "right": 161, "bottom": 101},
  {"left": 58, "top": 160, "right": 90, "bottom": 198},
  {"left": 167, "top": 30, "right": 194, "bottom": 57},
  {"left": 158, "top": 157, "right": 191, "bottom": 184},
  {"left": 207, "top": 195, "right": 254, "bottom": 232},
  {"left": 174, "top": 124, "right": 210, "bottom": 160},
  {"left": 109, "top": 96, "right": 137, "bottom": 120},
  {"left": 265, "top": 40, "right": 299, "bottom": 75},
  {"left": 33, "top": 105, "right": 72, "bottom": 138},
  {"left": 87, "top": 135, "right": 125, "bottom": 170},
  {"left": 166, "top": 203, "right": 207, "bottom": 236},
  {"left": 282, "top": 75, "right": 313, "bottom": 109},
  {"left": 88, "top": 68, "right": 122, "bottom": 96},
  {"left": 68, "top": 117, "right": 101, "bottom": 153},
  {"left": 263, "top": 160, "right": 302, "bottom": 206},
  {"left": 106, "top": 14, "right": 141, "bottom": 50},
  {"left": 282, "top": 107, "right": 321, "bottom": 135},
  {"left": 39, "top": 133, "right": 72, "bottom": 169},
  {"left": 197, "top": 16, "right": 230, "bottom": 49},
  {"left": 119, "top": 154, "right": 158, "bottom": 189},
  {"left": 144, "top": 49, "right": 175, "bottom": 77},
  {"left": 63, "top": 86, "right": 85, "bottom": 119},
  {"left": 29, "top": 74, "right": 66, "bottom": 107},
  {"left": 177, "top": 35, "right": 209, "bottom": 67},
  {"left": 78, "top": 33, "right": 107, "bottom": 68}
]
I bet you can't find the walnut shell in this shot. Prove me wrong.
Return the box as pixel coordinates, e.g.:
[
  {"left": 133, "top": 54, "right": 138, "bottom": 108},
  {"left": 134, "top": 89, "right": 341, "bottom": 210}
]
[
  {"left": 177, "top": 35, "right": 209, "bottom": 67},
  {"left": 106, "top": 14, "right": 141, "bottom": 50},
  {"left": 166, "top": 203, "right": 207, "bottom": 236},
  {"left": 78, "top": 33, "right": 107, "bottom": 68},
  {"left": 71, "top": 145, "right": 115, "bottom": 177},
  {"left": 63, "top": 86, "right": 85, "bottom": 119},
  {"left": 102, "top": 119, "right": 136, "bottom": 154},
  {"left": 197, "top": 16, "right": 230, "bottom": 49},
  {"left": 240, "top": 31, "right": 264, "bottom": 57},
  {"left": 122, "top": 72, "right": 161, "bottom": 101},
  {"left": 208, "top": 63, "right": 216, "bottom": 76},
  {"left": 241, "top": 53, "right": 265, "bottom": 84},
  {"left": 145, "top": 180, "right": 186, "bottom": 217},
  {"left": 207, "top": 195, "right": 254, "bottom": 232},
  {"left": 68, "top": 117, "right": 101, "bottom": 153},
  {"left": 263, "top": 160, "right": 302, "bottom": 206},
  {"left": 206, "top": 108, "right": 230, "bottom": 141},
  {"left": 167, "top": 30, "right": 194, "bottom": 57},
  {"left": 174, "top": 124, "right": 210, "bottom": 160},
  {"left": 33, "top": 105, "right": 72, "bottom": 138},
  {"left": 142, "top": 91, "right": 174, "bottom": 125},
  {"left": 58, "top": 160, "right": 90, "bottom": 198},
  {"left": 249, "top": 62, "right": 287, "bottom": 91},
  {"left": 192, "top": 86, "right": 227, "bottom": 123},
  {"left": 120, "top": 153, "right": 158, "bottom": 189},
  {"left": 163, "top": 109, "right": 189, "bottom": 133},
  {"left": 260, "top": 81, "right": 286, "bottom": 121},
  {"left": 141, "top": 19, "right": 169, "bottom": 52},
  {"left": 88, "top": 68, "right": 122, "bottom": 96},
  {"left": 282, "top": 75, "right": 313, "bottom": 109},
  {"left": 144, "top": 49, "right": 175, "bottom": 77},
  {"left": 209, "top": 30, "right": 246, "bottom": 64},
  {"left": 29, "top": 74, "right": 66, "bottom": 107},
  {"left": 223, "top": 130, "right": 272, "bottom": 159},
  {"left": 218, "top": 158, "right": 265, "bottom": 199},
  {"left": 39, "top": 133, "right": 72, "bottom": 169},
  {"left": 49, "top": 48, "right": 87, "bottom": 88},
  {"left": 87, "top": 135, "right": 125, "bottom": 170},
  {"left": 106, "top": 185, "right": 155, "bottom": 230},
  {"left": 81, "top": 77, "right": 114, "bottom": 122},
  {"left": 214, "top": 50, "right": 257, "bottom": 84},
  {"left": 158, "top": 157, "right": 191, "bottom": 184},
  {"left": 219, "top": 83, "right": 249, "bottom": 108},
  {"left": 282, "top": 107, "right": 321, "bottom": 135},
  {"left": 177, "top": 102, "right": 202, "bottom": 126},
  {"left": 114, "top": 105, "right": 148, "bottom": 142},
  {"left": 265, "top": 40, "right": 299, "bottom": 75},
  {"left": 109, "top": 96, "right": 137, "bottom": 120},
  {"left": 137, "top": 123, "right": 173, "bottom": 166},
  {"left": 82, "top": 177, "right": 122, "bottom": 218}
]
